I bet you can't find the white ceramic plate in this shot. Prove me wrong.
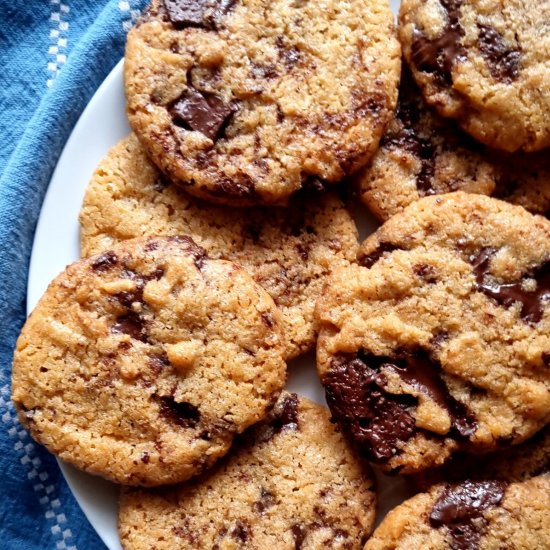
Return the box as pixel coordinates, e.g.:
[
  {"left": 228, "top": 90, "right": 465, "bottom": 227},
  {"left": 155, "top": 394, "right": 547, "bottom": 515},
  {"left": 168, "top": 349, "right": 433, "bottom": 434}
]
[{"left": 27, "top": 4, "right": 411, "bottom": 546}]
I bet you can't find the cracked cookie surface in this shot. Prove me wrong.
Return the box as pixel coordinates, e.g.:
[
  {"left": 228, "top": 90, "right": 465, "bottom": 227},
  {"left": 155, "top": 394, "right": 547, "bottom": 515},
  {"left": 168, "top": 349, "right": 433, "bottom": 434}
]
[
  {"left": 119, "top": 393, "right": 376, "bottom": 550},
  {"left": 399, "top": 0, "right": 550, "bottom": 152},
  {"left": 355, "top": 70, "right": 550, "bottom": 221},
  {"left": 364, "top": 475, "right": 550, "bottom": 550},
  {"left": 12, "top": 236, "right": 286, "bottom": 486},
  {"left": 80, "top": 134, "right": 359, "bottom": 359},
  {"left": 317, "top": 192, "right": 550, "bottom": 474},
  {"left": 124, "top": 0, "right": 400, "bottom": 205}
]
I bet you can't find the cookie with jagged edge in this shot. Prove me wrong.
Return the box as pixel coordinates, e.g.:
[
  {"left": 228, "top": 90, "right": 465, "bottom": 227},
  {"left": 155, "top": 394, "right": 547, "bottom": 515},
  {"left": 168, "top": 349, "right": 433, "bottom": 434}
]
[
  {"left": 364, "top": 475, "right": 550, "bottom": 550},
  {"left": 411, "top": 424, "right": 550, "bottom": 492},
  {"left": 124, "top": 0, "right": 400, "bottom": 205},
  {"left": 355, "top": 70, "right": 550, "bottom": 221},
  {"left": 399, "top": 0, "right": 550, "bottom": 152},
  {"left": 80, "top": 134, "right": 359, "bottom": 359},
  {"left": 316, "top": 192, "right": 550, "bottom": 474},
  {"left": 12, "top": 236, "right": 286, "bottom": 486},
  {"left": 118, "top": 393, "right": 377, "bottom": 550}
]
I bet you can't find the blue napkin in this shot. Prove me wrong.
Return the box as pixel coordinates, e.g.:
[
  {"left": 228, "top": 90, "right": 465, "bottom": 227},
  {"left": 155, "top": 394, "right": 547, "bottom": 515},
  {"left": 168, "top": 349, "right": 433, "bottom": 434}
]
[{"left": 0, "top": 0, "right": 147, "bottom": 547}]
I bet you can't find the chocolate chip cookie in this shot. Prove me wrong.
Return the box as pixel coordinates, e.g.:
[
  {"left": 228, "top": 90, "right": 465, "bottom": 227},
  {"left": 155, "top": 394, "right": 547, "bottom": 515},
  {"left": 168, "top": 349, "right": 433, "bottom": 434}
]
[
  {"left": 399, "top": 0, "right": 550, "bottom": 152},
  {"left": 413, "top": 425, "right": 550, "bottom": 491},
  {"left": 317, "top": 192, "right": 550, "bottom": 474},
  {"left": 80, "top": 134, "right": 359, "bottom": 359},
  {"left": 365, "top": 475, "right": 550, "bottom": 549},
  {"left": 355, "top": 70, "right": 550, "bottom": 221},
  {"left": 124, "top": 0, "right": 401, "bottom": 205},
  {"left": 11, "top": 236, "right": 287, "bottom": 486},
  {"left": 118, "top": 393, "right": 377, "bottom": 549}
]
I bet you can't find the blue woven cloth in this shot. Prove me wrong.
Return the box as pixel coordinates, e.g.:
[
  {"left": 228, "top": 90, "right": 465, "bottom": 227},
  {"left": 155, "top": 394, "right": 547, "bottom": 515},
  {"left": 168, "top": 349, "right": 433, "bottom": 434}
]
[{"left": 0, "top": 1, "right": 146, "bottom": 547}]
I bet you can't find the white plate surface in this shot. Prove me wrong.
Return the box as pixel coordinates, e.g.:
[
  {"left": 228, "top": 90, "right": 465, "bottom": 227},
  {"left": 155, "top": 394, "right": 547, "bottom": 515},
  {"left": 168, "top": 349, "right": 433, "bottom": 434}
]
[{"left": 27, "top": 4, "right": 411, "bottom": 546}]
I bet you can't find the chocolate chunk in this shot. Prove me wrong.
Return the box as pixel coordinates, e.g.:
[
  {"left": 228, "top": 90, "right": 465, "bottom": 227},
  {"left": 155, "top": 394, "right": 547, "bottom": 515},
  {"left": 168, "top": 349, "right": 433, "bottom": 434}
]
[
  {"left": 163, "top": 0, "right": 236, "bottom": 29},
  {"left": 324, "top": 348, "right": 477, "bottom": 463},
  {"left": 413, "top": 263, "right": 437, "bottom": 282},
  {"left": 411, "top": 0, "right": 465, "bottom": 85},
  {"left": 323, "top": 355, "right": 416, "bottom": 463},
  {"left": 302, "top": 176, "right": 330, "bottom": 193},
  {"left": 378, "top": 349, "right": 477, "bottom": 438},
  {"left": 381, "top": 123, "right": 436, "bottom": 195},
  {"left": 149, "top": 353, "right": 170, "bottom": 375},
  {"left": 478, "top": 24, "right": 521, "bottom": 83},
  {"left": 291, "top": 523, "right": 307, "bottom": 549},
  {"left": 158, "top": 397, "right": 201, "bottom": 428},
  {"left": 251, "top": 62, "right": 279, "bottom": 80},
  {"left": 163, "top": 0, "right": 208, "bottom": 27},
  {"left": 471, "top": 249, "right": 550, "bottom": 323},
  {"left": 260, "top": 312, "right": 275, "bottom": 328},
  {"left": 91, "top": 251, "right": 118, "bottom": 272},
  {"left": 275, "top": 393, "right": 299, "bottom": 431},
  {"left": 140, "top": 452, "right": 150, "bottom": 464},
  {"left": 253, "top": 487, "right": 276, "bottom": 514},
  {"left": 276, "top": 36, "right": 301, "bottom": 69},
  {"left": 358, "top": 242, "right": 401, "bottom": 268},
  {"left": 112, "top": 312, "right": 148, "bottom": 342},
  {"left": 430, "top": 480, "right": 507, "bottom": 550},
  {"left": 231, "top": 521, "right": 250, "bottom": 542},
  {"left": 169, "top": 88, "right": 235, "bottom": 140},
  {"left": 168, "top": 235, "right": 207, "bottom": 269},
  {"left": 257, "top": 393, "right": 300, "bottom": 442}
]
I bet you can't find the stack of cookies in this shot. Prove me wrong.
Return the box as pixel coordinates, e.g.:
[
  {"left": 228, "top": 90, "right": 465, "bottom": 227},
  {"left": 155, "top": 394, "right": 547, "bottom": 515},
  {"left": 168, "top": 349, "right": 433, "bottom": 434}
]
[{"left": 11, "top": 0, "right": 550, "bottom": 548}]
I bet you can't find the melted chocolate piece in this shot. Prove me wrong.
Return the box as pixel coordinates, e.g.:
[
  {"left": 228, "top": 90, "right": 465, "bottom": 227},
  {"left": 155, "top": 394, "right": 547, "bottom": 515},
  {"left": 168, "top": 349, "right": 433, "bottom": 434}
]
[
  {"left": 291, "top": 523, "right": 307, "bottom": 549},
  {"left": 411, "top": 0, "right": 465, "bottom": 85},
  {"left": 380, "top": 349, "right": 477, "bottom": 438},
  {"left": 471, "top": 249, "right": 550, "bottom": 323},
  {"left": 324, "top": 348, "right": 477, "bottom": 463},
  {"left": 158, "top": 397, "right": 201, "bottom": 428},
  {"left": 323, "top": 355, "right": 417, "bottom": 463},
  {"left": 358, "top": 242, "right": 401, "bottom": 268},
  {"left": 430, "top": 480, "right": 507, "bottom": 550},
  {"left": 168, "top": 235, "right": 207, "bottom": 269},
  {"left": 478, "top": 24, "right": 521, "bottom": 83},
  {"left": 91, "top": 251, "right": 118, "bottom": 272},
  {"left": 112, "top": 312, "right": 148, "bottom": 342},
  {"left": 169, "top": 88, "right": 235, "bottom": 140}
]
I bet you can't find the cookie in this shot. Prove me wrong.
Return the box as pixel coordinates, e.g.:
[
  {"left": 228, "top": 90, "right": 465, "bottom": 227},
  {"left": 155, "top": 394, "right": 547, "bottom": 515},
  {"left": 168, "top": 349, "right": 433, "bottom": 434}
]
[
  {"left": 11, "top": 236, "right": 287, "bottom": 486},
  {"left": 80, "top": 134, "right": 359, "bottom": 359},
  {"left": 124, "top": 0, "right": 401, "bottom": 205},
  {"left": 412, "top": 425, "right": 550, "bottom": 491},
  {"left": 399, "top": 0, "right": 550, "bottom": 152},
  {"left": 316, "top": 192, "right": 550, "bottom": 474},
  {"left": 365, "top": 475, "right": 550, "bottom": 549},
  {"left": 119, "top": 392, "right": 377, "bottom": 550},
  {"left": 355, "top": 70, "right": 550, "bottom": 221}
]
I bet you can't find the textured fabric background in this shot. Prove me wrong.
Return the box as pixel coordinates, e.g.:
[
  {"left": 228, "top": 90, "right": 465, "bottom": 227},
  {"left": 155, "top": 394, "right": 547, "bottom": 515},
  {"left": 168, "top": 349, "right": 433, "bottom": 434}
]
[{"left": 0, "top": 1, "right": 146, "bottom": 547}]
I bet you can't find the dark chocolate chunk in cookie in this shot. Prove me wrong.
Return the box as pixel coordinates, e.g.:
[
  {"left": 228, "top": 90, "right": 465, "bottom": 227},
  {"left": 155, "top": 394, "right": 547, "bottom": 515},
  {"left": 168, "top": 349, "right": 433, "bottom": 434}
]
[
  {"left": 430, "top": 480, "right": 507, "bottom": 550},
  {"left": 169, "top": 88, "right": 235, "bottom": 140}
]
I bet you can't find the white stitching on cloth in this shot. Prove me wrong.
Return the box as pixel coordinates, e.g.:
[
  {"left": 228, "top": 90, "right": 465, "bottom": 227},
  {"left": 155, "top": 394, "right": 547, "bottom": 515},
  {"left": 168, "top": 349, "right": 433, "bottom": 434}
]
[{"left": 47, "top": 0, "right": 70, "bottom": 87}]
